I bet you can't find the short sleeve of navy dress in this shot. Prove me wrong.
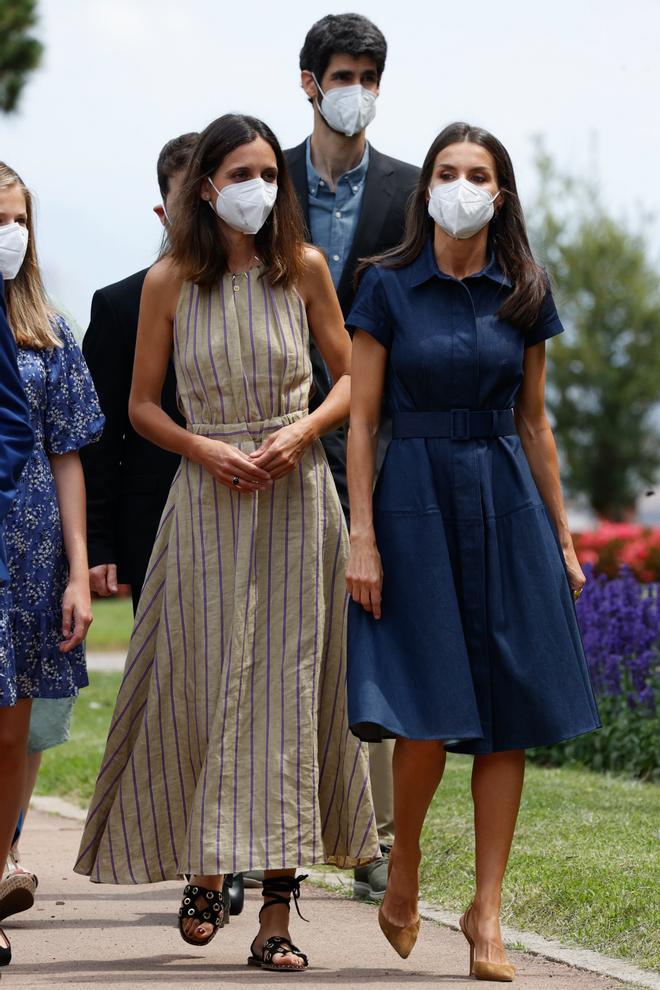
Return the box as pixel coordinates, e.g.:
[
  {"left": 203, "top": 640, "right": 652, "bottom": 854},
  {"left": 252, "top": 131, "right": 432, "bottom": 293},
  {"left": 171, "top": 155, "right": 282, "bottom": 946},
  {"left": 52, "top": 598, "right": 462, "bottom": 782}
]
[
  {"left": 0, "top": 316, "right": 105, "bottom": 706},
  {"left": 345, "top": 238, "right": 600, "bottom": 754}
]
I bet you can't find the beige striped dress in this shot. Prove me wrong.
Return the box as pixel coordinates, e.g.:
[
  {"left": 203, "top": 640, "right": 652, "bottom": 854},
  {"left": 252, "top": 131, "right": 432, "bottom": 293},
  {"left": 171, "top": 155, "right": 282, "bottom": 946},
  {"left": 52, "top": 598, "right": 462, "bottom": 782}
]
[{"left": 74, "top": 268, "right": 378, "bottom": 882}]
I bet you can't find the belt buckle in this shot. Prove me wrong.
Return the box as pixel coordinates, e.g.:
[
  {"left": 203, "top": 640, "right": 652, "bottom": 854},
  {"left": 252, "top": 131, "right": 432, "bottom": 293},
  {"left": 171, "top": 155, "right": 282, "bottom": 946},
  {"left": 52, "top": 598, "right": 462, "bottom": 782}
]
[{"left": 450, "top": 408, "right": 470, "bottom": 441}]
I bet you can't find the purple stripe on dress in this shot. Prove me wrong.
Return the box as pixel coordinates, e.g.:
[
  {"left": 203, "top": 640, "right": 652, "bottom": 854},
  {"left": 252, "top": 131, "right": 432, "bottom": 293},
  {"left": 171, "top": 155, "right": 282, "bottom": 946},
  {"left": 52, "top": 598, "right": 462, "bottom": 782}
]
[
  {"left": 279, "top": 480, "right": 291, "bottom": 864},
  {"left": 264, "top": 484, "right": 276, "bottom": 867},
  {"left": 319, "top": 604, "right": 348, "bottom": 816},
  {"left": 196, "top": 467, "right": 211, "bottom": 872},
  {"left": 144, "top": 717, "right": 166, "bottom": 880},
  {"left": 348, "top": 766, "right": 370, "bottom": 849},
  {"left": 163, "top": 598, "right": 188, "bottom": 819},
  {"left": 227, "top": 274, "right": 254, "bottom": 420},
  {"left": 178, "top": 285, "right": 202, "bottom": 422},
  {"left": 197, "top": 467, "right": 210, "bottom": 744},
  {"left": 153, "top": 652, "right": 178, "bottom": 863},
  {"left": 131, "top": 573, "right": 167, "bottom": 639},
  {"left": 220, "top": 278, "right": 238, "bottom": 418},
  {"left": 309, "top": 447, "right": 322, "bottom": 860},
  {"left": 206, "top": 286, "right": 226, "bottom": 420},
  {"left": 294, "top": 461, "right": 306, "bottom": 863},
  {"left": 120, "top": 616, "right": 160, "bottom": 682},
  {"left": 98, "top": 651, "right": 154, "bottom": 765},
  {"left": 130, "top": 753, "right": 152, "bottom": 881},
  {"left": 184, "top": 460, "right": 202, "bottom": 770},
  {"left": 331, "top": 730, "right": 360, "bottom": 856},
  {"left": 282, "top": 291, "right": 302, "bottom": 413},
  {"left": 118, "top": 776, "right": 137, "bottom": 883},
  {"left": 233, "top": 494, "right": 257, "bottom": 873},
  {"left": 173, "top": 516, "right": 197, "bottom": 780},
  {"left": 214, "top": 489, "right": 241, "bottom": 873},
  {"left": 356, "top": 810, "right": 376, "bottom": 861},
  {"left": 248, "top": 500, "right": 259, "bottom": 870},
  {"left": 184, "top": 285, "right": 207, "bottom": 417},
  {"left": 173, "top": 305, "right": 195, "bottom": 423},
  {"left": 317, "top": 528, "right": 344, "bottom": 780},
  {"left": 247, "top": 272, "right": 265, "bottom": 420},
  {"left": 211, "top": 477, "right": 226, "bottom": 873},
  {"left": 151, "top": 497, "right": 177, "bottom": 551},
  {"left": 268, "top": 287, "right": 291, "bottom": 414},
  {"left": 261, "top": 278, "right": 275, "bottom": 416},
  {"left": 106, "top": 815, "right": 119, "bottom": 884},
  {"left": 192, "top": 285, "right": 214, "bottom": 418}
]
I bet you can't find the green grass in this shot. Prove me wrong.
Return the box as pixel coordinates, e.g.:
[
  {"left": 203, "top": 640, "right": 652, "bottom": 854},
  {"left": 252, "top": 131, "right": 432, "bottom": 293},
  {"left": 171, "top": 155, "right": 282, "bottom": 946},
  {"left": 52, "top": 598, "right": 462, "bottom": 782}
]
[
  {"left": 422, "top": 756, "right": 660, "bottom": 971},
  {"left": 37, "top": 673, "right": 660, "bottom": 970},
  {"left": 87, "top": 597, "right": 134, "bottom": 651},
  {"left": 36, "top": 671, "right": 122, "bottom": 806}
]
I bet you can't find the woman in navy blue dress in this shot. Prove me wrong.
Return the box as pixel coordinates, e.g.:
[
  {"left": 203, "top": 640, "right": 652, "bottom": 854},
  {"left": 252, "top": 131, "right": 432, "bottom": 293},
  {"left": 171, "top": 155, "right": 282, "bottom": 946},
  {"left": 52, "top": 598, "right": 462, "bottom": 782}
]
[
  {"left": 0, "top": 163, "right": 103, "bottom": 963},
  {"left": 346, "top": 123, "right": 600, "bottom": 981}
]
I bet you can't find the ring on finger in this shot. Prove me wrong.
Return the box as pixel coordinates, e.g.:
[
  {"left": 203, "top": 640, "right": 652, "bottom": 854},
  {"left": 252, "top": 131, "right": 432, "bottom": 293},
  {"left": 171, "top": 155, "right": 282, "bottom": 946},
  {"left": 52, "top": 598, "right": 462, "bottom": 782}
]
[{"left": 231, "top": 476, "right": 240, "bottom": 488}]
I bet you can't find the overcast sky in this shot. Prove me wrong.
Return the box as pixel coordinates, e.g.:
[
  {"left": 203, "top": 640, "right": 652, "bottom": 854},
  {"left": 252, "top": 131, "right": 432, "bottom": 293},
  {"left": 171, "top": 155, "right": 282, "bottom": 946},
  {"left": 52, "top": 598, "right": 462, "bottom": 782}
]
[{"left": 2, "top": 0, "right": 659, "bottom": 329}]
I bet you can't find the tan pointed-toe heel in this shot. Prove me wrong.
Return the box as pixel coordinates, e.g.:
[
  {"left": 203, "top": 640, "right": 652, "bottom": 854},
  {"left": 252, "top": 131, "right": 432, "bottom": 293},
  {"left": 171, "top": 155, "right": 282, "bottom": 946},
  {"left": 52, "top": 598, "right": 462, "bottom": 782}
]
[
  {"left": 459, "top": 905, "right": 515, "bottom": 982},
  {"left": 378, "top": 905, "right": 420, "bottom": 959}
]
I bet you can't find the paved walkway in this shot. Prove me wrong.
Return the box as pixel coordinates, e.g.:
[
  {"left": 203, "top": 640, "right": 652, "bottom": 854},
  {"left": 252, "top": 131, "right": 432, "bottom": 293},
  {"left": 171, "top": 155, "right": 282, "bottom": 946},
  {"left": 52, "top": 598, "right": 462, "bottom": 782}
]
[{"left": 2, "top": 808, "right": 634, "bottom": 989}]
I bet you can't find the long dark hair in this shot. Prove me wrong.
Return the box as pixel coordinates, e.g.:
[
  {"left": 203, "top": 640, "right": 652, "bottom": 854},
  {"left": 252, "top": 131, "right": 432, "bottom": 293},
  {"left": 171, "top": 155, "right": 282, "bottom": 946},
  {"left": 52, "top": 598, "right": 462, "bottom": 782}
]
[
  {"left": 169, "top": 114, "right": 305, "bottom": 289},
  {"left": 363, "top": 122, "right": 547, "bottom": 329}
]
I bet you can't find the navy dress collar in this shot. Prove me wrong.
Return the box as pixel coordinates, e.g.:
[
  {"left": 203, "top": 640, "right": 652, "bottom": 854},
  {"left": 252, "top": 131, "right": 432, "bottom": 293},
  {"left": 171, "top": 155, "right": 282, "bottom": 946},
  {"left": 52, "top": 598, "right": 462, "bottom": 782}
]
[{"left": 404, "top": 237, "right": 512, "bottom": 289}]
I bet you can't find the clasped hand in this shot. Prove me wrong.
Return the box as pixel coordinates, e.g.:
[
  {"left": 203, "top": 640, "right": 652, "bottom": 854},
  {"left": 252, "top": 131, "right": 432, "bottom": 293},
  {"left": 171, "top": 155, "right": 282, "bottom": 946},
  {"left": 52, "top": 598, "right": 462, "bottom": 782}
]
[{"left": 199, "top": 422, "right": 311, "bottom": 493}]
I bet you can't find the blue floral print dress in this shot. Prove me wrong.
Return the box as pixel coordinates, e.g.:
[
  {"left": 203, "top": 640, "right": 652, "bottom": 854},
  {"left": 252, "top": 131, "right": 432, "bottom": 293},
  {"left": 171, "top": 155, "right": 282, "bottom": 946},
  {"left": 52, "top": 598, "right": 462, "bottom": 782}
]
[{"left": 0, "top": 316, "right": 104, "bottom": 707}]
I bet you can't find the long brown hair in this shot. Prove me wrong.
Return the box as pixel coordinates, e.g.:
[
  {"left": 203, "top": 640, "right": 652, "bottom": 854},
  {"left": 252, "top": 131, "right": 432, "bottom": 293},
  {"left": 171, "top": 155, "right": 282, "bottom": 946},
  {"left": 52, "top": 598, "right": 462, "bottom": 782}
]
[
  {"left": 0, "top": 162, "right": 58, "bottom": 348},
  {"left": 362, "top": 123, "right": 547, "bottom": 329},
  {"left": 169, "top": 115, "right": 305, "bottom": 289}
]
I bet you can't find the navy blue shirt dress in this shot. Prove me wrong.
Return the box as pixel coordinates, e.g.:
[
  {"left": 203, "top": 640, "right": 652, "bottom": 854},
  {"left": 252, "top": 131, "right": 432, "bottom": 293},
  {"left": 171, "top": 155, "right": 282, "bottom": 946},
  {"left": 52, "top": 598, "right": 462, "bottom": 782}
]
[{"left": 346, "top": 237, "right": 600, "bottom": 754}]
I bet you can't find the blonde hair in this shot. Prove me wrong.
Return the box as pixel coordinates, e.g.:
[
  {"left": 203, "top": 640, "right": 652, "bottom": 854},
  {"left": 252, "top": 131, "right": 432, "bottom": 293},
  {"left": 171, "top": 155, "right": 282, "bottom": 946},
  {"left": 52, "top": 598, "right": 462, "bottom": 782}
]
[{"left": 0, "top": 162, "right": 59, "bottom": 349}]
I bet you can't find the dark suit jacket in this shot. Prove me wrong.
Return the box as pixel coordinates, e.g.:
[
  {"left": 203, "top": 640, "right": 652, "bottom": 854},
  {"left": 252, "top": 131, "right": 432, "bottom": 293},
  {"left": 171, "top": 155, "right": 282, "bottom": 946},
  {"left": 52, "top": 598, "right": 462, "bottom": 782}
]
[
  {"left": 81, "top": 269, "right": 184, "bottom": 592},
  {"left": 0, "top": 275, "right": 34, "bottom": 582},
  {"left": 284, "top": 140, "right": 420, "bottom": 509}
]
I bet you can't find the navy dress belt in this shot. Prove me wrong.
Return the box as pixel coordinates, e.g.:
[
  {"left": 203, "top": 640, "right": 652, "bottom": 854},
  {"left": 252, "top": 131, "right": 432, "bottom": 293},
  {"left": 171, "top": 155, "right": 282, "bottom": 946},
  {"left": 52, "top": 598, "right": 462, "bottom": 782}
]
[{"left": 392, "top": 409, "right": 516, "bottom": 440}]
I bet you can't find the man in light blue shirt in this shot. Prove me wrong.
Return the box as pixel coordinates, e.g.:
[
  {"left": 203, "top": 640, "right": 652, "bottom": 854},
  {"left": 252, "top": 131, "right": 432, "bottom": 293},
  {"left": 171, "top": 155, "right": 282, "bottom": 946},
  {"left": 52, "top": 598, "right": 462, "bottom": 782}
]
[{"left": 306, "top": 139, "right": 369, "bottom": 290}]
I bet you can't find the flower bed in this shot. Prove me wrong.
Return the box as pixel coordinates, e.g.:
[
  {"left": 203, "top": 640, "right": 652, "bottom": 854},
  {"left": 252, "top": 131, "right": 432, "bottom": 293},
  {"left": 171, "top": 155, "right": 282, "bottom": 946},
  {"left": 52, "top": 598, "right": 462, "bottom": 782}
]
[
  {"left": 530, "top": 567, "right": 659, "bottom": 780},
  {"left": 574, "top": 522, "right": 660, "bottom": 582}
]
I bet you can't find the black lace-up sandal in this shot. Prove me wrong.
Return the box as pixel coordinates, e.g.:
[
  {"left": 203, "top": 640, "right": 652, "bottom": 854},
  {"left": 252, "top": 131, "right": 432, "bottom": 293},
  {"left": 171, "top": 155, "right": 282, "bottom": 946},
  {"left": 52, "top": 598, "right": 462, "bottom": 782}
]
[
  {"left": 178, "top": 881, "right": 229, "bottom": 947},
  {"left": 247, "top": 874, "right": 309, "bottom": 972}
]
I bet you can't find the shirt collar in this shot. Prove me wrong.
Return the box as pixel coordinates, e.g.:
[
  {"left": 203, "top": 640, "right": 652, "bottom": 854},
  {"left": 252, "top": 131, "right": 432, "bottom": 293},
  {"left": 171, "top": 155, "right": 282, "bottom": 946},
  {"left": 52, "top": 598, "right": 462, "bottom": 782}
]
[
  {"left": 406, "top": 236, "right": 512, "bottom": 288},
  {"left": 305, "top": 137, "right": 370, "bottom": 196}
]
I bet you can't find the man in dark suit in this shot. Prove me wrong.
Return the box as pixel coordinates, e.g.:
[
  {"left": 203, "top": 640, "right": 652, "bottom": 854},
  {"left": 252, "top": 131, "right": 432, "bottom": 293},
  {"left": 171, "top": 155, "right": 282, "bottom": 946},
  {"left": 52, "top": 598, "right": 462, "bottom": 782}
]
[
  {"left": 81, "top": 133, "right": 198, "bottom": 614},
  {"left": 0, "top": 273, "right": 33, "bottom": 584},
  {"left": 285, "top": 13, "right": 421, "bottom": 900}
]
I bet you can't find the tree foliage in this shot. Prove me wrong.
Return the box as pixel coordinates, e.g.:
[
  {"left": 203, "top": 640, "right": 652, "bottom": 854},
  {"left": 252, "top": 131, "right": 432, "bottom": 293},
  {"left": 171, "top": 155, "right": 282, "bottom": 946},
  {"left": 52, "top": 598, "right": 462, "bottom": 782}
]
[
  {"left": 531, "top": 150, "right": 660, "bottom": 520},
  {"left": 0, "top": 0, "right": 43, "bottom": 113}
]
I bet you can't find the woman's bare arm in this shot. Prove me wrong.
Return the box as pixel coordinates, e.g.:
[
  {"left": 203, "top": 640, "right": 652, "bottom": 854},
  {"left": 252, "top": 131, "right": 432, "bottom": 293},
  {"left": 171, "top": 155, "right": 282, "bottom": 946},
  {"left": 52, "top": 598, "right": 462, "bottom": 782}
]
[
  {"left": 50, "top": 451, "right": 93, "bottom": 651},
  {"left": 346, "top": 330, "right": 388, "bottom": 618}
]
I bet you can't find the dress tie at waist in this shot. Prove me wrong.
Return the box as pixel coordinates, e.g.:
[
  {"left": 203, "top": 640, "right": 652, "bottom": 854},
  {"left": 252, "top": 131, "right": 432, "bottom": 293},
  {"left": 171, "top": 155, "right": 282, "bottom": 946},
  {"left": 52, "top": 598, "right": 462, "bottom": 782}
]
[
  {"left": 187, "top": 409, "right": 307, "bottom": 441},
  {"left": 392, "top": 409, "right": 516, "bottom": 440}
]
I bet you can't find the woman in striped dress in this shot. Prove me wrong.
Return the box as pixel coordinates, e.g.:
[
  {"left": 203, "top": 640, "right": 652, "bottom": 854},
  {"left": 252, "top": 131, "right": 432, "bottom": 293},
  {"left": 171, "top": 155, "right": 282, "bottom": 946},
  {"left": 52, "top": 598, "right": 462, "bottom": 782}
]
[{"left": 75, "top": 115, "right": 378, "bottom": 972}]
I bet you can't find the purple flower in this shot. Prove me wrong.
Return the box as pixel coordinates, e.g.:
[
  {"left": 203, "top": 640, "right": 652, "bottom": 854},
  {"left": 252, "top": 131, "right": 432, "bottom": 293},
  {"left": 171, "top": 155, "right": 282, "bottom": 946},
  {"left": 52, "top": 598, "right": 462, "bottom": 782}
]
[{"left": 576, "top": 567, "right": 659, "bottom": 711}]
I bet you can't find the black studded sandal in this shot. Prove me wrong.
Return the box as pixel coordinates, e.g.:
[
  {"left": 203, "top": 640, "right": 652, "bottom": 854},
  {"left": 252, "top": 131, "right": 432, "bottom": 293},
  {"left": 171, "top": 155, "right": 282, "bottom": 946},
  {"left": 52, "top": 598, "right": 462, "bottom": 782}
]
[
  {"left": 247, "top": 874, "right": 309, "bottom": 972},
  {"left": 178, "top": 881, "right": 229, "bottom": 947}
]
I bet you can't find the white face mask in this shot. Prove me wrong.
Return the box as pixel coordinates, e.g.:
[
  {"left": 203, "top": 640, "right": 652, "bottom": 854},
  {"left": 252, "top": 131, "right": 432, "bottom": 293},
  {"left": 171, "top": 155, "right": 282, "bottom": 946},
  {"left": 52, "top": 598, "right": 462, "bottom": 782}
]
[
  {"left": 428, "top": 178, "right": 499, "bottom": 240},
  {"left": 208, "top": 176, "right": 277, "bottom": 235},
  {"left": 0, "top": 222, "right": 29, "bottom": 280},
  {"left": 313, "top": 75, "right": 377, "bottom": 137}
]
